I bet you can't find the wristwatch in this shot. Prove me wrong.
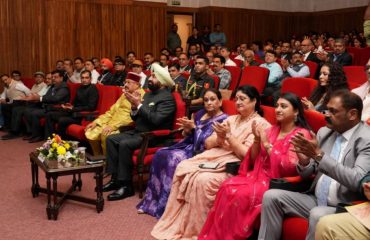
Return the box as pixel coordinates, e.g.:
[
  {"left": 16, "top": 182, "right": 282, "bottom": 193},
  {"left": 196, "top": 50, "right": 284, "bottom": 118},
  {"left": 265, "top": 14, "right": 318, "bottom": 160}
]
[{"left": 314, "top": 151, "right": 325, "bottom": 161}]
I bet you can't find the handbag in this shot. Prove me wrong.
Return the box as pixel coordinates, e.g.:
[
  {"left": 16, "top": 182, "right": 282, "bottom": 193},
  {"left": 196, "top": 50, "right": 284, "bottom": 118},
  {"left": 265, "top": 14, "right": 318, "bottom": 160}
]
[
  {"left": 269, "top": 177, "right": 312, "bottom": 193},
  {"left": 225, "top": 161, "right": 240, "bottom": 175}
]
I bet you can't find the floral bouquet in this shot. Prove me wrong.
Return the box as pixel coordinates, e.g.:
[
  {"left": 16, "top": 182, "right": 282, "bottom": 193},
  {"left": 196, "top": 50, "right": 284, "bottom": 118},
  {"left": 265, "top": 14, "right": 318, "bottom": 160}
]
[{"left": 37, "top": 134, "right": 81, "bottom": 162}]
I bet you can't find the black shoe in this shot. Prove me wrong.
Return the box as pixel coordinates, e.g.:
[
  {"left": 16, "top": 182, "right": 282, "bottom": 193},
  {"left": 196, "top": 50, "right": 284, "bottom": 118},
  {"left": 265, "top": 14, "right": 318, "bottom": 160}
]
[
  {"left": 107, "top": 185, "right": 134, "bottom": 201},
  {"left": 1, "top": 133, "right": 20, "bottom": 140},
  {"left": 102, "top": 180, "right": 120, "bottom": 192},
  {"left": 22, "top": 134, "right": 33, "bottom": 140},
  {"left": 28, "top": 136, "right": 44, "bottom": 143}
]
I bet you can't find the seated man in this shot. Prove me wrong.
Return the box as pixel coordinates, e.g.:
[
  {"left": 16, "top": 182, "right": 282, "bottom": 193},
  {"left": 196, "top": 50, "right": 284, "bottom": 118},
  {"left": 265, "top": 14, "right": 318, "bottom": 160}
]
[
  {"left": 258, "top": 90, "right": 370, "bottom": 240},
  {"left": 315, "top": 172, "right": 370, "bottom": 240},
  {"left": 107, "top": 58, "right": 126, "bottom": 86},
  {"left": 351, "top": 58, "right": 370, "bottom": 122},
  {"left": 178, "top": 53, "right": 192, "bottom": 73},
  {"left": 98, "top": 58, "right": 113, "bottom": 85},
  {"left": 143, "top": 52, "right": 155, "bottom": 71},
  {"left": 242, "top": 49, "right": 260, "bottom": 67},
  {"left": 84, "top": 72, "right": 145, "bottom": 156},
  {"left": 103, "top": 63, "right": 176, "bottom": 201},
  {"left": 168, "top": 63, "right": 187, "bottom": 91},
  {"left": 23, "top": 70, "right": 70, "bottom": 143},
  {"left": 280, "top": 51, "right": 310, "bottom": 80},
  {"left": 70, "top": 57, "right": 85, "bottom": 83},
  {"left": 260, "top": 50, "right": 283, "bottom": 100},
  {"left": 317, "top": 38, "right": 353, "bottom": 66},
  {"left": 0, "top": 74, "right": 31, "bottom": 131},
  {"left": 1, "top": 71, "right": 49, "bottom": 140},
  {"left": 220, "top": 47, "right": 237, "bottom": 66},
  {"left": 183, "top": 55, "right": 215, "bottom": 106},
  {"left": 44, "top": 70, "right": 99, "bottom": 139},
  {"left": 130, "top": 60, "right": 147, "bottom": 87},
  {"left": 209, "top": 54, "right": 231, "bottom": 89}
]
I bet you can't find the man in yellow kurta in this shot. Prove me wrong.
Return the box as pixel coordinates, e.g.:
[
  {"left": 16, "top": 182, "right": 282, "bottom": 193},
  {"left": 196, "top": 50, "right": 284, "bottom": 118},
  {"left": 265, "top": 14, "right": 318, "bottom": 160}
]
[{"left": 85, "top": 72, "right": 145, "bottom": 155}]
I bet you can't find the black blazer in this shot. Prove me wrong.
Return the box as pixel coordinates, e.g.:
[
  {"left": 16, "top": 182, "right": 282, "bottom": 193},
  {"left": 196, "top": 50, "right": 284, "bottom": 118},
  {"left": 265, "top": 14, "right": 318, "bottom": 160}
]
[
  {"left": 42, "top": 82, "right": 70, "bottom": 105},
  {"left": 305, "top": 52, "right": 320, "bottom": 64},
  {"left": 328, "top": 52, "right": 352, "bottom": 66},
  {"left": 132, "top": 88, "right": 176, "bottom": 133}
]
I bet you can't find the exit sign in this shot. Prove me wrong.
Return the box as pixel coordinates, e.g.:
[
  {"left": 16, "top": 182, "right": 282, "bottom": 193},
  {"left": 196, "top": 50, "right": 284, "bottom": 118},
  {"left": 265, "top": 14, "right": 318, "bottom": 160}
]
[{"left": 171, "top": 0, "right": 181, "bottom": 6}]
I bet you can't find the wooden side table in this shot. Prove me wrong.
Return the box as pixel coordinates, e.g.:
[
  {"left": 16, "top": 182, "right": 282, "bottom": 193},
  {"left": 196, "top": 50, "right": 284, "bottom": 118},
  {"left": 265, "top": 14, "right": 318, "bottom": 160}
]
[{"left": 29, "top": 152, "right": 104, "bottom": 220}]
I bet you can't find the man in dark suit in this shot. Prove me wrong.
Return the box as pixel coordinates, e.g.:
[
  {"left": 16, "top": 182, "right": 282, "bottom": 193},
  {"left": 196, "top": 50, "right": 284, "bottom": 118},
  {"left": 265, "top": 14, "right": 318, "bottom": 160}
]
[
  {"left": 103, "top": 63, "right": 176, "bottom": 201},
  {"left": 44, "top": 70, "right": 99, "bottom": 139},
  {"left": 23, "top": 70, "right": 70, "bottom": 142},
  {"left": 301, "top": 39, "right": 320, "bottom": 64},
  {"left": 258, "top": 90, "right": 370, "bottom": 240},
  {"left": 317, "top": 38, "right": 353, "bottom": 66}
]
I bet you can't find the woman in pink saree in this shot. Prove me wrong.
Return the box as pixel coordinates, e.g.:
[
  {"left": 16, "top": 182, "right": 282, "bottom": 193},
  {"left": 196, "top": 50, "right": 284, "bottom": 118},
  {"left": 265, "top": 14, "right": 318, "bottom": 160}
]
[
  {"left": 151, "top": 85, "right": 271, "bottom": 240},
  {"left": 199, "top": 92, "right": 312, "bottom": 240}
]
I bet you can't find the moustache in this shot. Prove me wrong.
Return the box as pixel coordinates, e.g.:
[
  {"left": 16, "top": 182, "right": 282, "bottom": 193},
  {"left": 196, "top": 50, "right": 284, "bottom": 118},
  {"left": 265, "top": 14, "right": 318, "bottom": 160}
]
[{"left": 325, "top": 116, "right": 332, "bottom": 124}]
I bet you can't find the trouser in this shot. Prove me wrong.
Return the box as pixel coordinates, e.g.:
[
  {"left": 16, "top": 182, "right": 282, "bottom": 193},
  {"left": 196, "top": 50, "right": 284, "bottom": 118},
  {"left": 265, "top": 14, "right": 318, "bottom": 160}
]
[
  {"left": 23, "top": 107, "right": 46, "bottom": 138},
  {"left": 105, "top": 131, "right": 143, "bottom": 182},
  {"left": 257, "top": 189, "right": 336, "bottom": 240},
  {"left": 44, "top": 111, "right": 71, "bottom": 139}
]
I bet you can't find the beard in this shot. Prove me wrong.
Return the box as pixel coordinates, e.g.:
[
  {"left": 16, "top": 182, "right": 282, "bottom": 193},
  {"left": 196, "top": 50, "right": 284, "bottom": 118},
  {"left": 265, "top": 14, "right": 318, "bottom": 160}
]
[{"left": 148, "top": 81, "right": 160, "bottom": 91}]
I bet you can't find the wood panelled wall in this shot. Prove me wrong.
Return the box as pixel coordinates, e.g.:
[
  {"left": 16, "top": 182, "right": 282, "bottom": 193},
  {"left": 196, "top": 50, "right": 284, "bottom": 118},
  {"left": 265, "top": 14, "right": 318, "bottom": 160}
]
[
  {"left": 197, "top": 6, "right": 366, "bottom": 48},
  {"left": 0, "top": 1, "right": 365, "bottom": 76},
  {"left": 0, "top": 0, "right": 166, "bottom": 76}
]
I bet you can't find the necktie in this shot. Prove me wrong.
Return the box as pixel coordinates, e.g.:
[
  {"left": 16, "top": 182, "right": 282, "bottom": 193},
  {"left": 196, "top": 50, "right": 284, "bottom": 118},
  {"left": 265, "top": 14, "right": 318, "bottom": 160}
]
[{"left": 316, "top": 134, "right": 343, "bottom": 206}]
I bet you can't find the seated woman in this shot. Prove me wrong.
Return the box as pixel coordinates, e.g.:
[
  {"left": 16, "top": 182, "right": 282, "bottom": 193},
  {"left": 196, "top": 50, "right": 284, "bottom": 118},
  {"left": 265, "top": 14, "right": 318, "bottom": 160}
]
[
  {"left": 301, "top": 62, "right": 348, "bottom": 112},
  {"left": 151, "top": 85, "right": 271, "bottom": 240},
  {"left": 199, "top": 92, "right": 312, "bottom": 240},
  {"left": 136, "top": 88, "right": 228, "bottom": 219}
]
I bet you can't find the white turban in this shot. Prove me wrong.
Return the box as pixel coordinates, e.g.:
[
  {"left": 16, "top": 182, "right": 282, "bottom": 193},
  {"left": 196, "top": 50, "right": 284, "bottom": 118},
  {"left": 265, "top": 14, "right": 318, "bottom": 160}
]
[{"left": 151, "top": 63, "right": 174, "bottom": 87}]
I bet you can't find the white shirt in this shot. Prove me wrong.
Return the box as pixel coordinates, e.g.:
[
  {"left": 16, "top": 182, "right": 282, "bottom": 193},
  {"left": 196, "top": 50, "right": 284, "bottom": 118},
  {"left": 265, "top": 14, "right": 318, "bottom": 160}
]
[
  {"left": 315, "top": 124, "right": 360, "bottom": 206},
  {"left": 225, "top": 58, "right": 237, "bottom": 67},
  {"left": 91, "top": 69, "right": 100, "bottom": 84}
]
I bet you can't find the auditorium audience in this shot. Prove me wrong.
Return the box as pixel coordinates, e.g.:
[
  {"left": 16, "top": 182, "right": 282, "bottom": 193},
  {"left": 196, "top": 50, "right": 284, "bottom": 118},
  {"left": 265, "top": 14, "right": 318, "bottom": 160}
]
[
  {"left": 98, "top": 58, "right": 114, "bottom": 85},
  {"left": 210, "top": 24, "right": 227, "bottom": 46},
  {"left": 70, "top": 57, "right": 85, "bottom": 83},
  {"left": 167, "top": 24, "right": 181, "bottom": 54},
  {"left": 302, "top": 62, "right": 348, "bottom": 112},
  {"left": 260, "top": 50, "right": 283, "bottom": 100},
  {"left": 85, "top": 72, "right": 145, "bottom": 156},
  {"left": 151, "top": 85, "right": 270, "bottom": 239},
  {"left": 63, "top": 58, "right": 74, "bottom": 82},
  {"left": 137, "top": 88, "right": 228, "bottom": 218},
  {"left": 1, "top": 72, "right": 52, "bottom": 140},
  {"left": 258, "top": 90, "right": 370, "bottom": 240},
  {"left": 242, "top": 49, "right": 260, "bottom": 67},
  {"left": 220, "top": 47, "right": 237, "bottom": 66},
  {"left": 200, "top": 92, "right": 311, "bottom": 240},
  {"left": 103, "top": 63, "right": 175, "bottom": 201},
  {"left": 44, "top": 70, "right": 98, "bottom": 139},
  {"left": 168, "top": 64, "right": 187, "bottom": 91},
  {"left": 143, "top": 52, "right": 155, "bottom": 71},
  {"left": 23, "top": 70, "right": 70, "bottom": 143},
  {"left": 126, "top": 51, "right": 137, "bottom": 69},
  {"left": 108, "top": 58, "right": 127, "bottom": 86},
  {"left": 187, "top": 27, "right": 203, "bottom": 52},
  {"left": 178, "top": 53, "right": 192, "bottom": 73},
  {"left": 317, "top": 38, "right": 353, "bottom": 66},
  {"left": 280, "top": 51, "right": 310, "bottom": 80}
]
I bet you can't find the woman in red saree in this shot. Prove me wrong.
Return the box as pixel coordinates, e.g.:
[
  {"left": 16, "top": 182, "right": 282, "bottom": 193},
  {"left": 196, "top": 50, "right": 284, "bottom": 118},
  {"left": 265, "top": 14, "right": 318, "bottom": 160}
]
[{"left": 199, "top": 92, "right": 312, "bottom": 240}]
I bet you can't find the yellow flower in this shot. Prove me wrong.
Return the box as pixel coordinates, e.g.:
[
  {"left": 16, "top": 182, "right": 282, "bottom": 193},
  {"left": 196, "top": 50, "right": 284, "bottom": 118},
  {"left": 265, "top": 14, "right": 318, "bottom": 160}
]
[
  {"left": 57, "top": 146, "right": 66, "bottom": 155},
  {"left": 64, "top": 143, "right": 70, "bottom": 150},
  {"left": 52, "top": 143, "right": 58, "bottom": 149}
]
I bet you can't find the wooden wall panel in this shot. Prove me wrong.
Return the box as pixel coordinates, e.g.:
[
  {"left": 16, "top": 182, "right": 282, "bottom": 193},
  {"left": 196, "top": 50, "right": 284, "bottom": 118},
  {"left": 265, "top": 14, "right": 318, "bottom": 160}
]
[{"left": 0, "top": 1, "right": 365, "bottom": 77}]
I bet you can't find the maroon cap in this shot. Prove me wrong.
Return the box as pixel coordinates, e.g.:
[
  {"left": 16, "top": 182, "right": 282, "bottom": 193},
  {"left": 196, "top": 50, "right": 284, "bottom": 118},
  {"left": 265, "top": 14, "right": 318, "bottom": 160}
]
[{"left": 126, "top": 72, "right": 141, "bottom": 83}]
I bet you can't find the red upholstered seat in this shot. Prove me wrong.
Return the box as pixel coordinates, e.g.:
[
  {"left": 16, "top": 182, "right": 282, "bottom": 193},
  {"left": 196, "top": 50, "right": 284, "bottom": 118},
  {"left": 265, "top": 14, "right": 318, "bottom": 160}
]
[
  {"left": 239, "top": 66, "right": 269, "bottom": 94},
  {"left": 304, "top": 61, "right": 318, "bottom": 79},
  {"left": 260, "top": 105, "right": 277, "bottom": 125},
  {"left": 224, "top": 66, "right": 242, "bottom": 91},
  {"left": 133, "top": 91, "right": 186, "bottom": 198},
  {"left": 66, "top": 85, "right": 122, "bottom": 141},
  {"left": 222, "top": 100, "right": 237, "bottom": 115},
  {"left": 343, "top": 66, "right": 367, "bottom": 90},
  {"left": 281, "top": 77, "right": 317, "bottom": 98},
  {"left": 210, "top": 74, "right": 220, "bottom": 89}
]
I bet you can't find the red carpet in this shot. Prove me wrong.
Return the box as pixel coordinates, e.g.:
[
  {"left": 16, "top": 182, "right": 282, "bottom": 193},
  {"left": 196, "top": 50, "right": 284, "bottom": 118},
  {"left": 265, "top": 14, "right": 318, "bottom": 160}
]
[{"left": 0, "top": 132, "right": 157, "bottom": 240}]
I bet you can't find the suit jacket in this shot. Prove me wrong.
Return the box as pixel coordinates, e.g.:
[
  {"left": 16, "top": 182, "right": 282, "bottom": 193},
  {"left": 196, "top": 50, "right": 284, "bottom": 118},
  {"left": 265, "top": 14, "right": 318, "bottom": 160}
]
[
  {"left": 298, "top": 123, "right": 370, "bottom": 203},
  {"left": 305, "top": 52, "right": 320, "bottom": 64},
  {"left": 72, "top": 84, "right": 99, "bottom": 112},
  {"left": 42, "top": 82, "right": 70, "bottom": 106},
  {"left": 328, "top": 51, "right": 353, "bottom": 66},
  {"left": 132, "top": 88, "right": 176, "bottom": 133}
]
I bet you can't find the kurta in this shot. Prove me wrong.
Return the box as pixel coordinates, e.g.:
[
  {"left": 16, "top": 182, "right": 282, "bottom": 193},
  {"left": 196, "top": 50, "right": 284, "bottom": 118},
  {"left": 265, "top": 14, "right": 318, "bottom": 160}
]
[
  {"left": 137, "top": 109, "right": 228, "bottom": 219},
  {"left": 151, "top": 113, "right": 270, "bottom": 240},
  {"left": 85, "top": 88, "right": 145, "bottom": 154},
  {"left": 199, "top": 126, "right": 311, "bottom": 240}
]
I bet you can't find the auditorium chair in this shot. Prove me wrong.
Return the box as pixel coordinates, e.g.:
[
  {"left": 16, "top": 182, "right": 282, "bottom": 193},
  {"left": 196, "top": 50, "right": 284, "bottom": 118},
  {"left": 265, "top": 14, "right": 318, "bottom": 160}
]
[
  {"left": 224, "top": 66, "right": 242, "bottom": 92},
  {"left": 66, "top": 85, "right": 122, "bottom": 141},
  {"left": 304, "top": 61, "right": 318, "bottom": 79},
  {"left": 181, "top": 71, "right": 190, "bottom": 80},
  {"left": 239, "top": 66, "right": 269, "bottom": 94},
  {"left": 280, "top": 110, "right": 326, "bottom": 240},
  {"left": 210, "top": 74, "right": 220, "bottom": 89},
  {"left": 21, "top": 77, "right": 35, "bottom": 89},
  {"left": 132, "top": 91, "right": 186, "bottom": 198},
  {"left": 280, "top": 77, "right": 317, "bottom": 98},
  {"left": 343, "top": 66, "right": 367, "bottom": 90}
]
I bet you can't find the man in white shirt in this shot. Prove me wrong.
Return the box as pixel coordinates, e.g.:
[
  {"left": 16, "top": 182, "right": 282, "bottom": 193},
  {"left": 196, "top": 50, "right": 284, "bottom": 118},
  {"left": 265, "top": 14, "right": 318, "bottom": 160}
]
[
  {"left": 352, "top": 58, "right": 370, "bottom": 122},
  {"left": 70, "top": 57, "right": 85, "bottom": 83},
  {"left": 220, "top": 47, "right": 237, "bottom": 66}
]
